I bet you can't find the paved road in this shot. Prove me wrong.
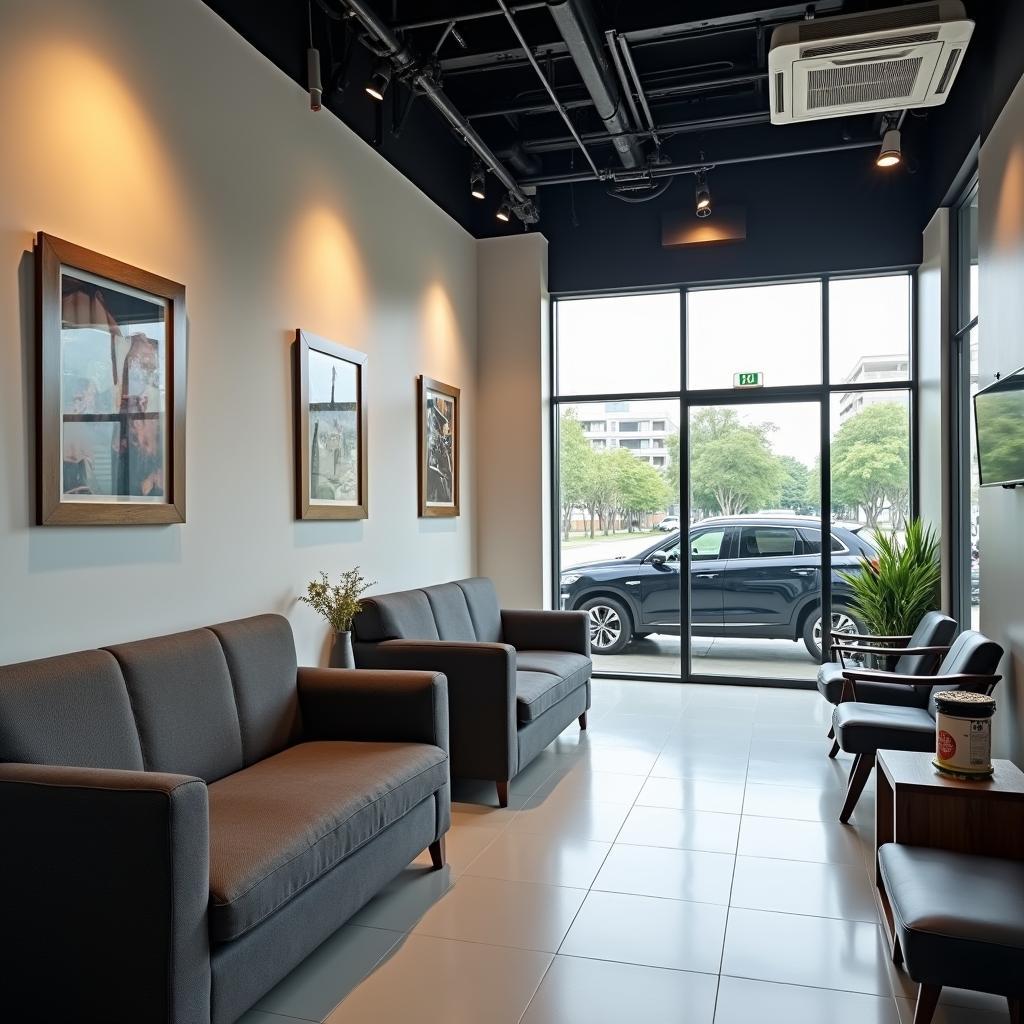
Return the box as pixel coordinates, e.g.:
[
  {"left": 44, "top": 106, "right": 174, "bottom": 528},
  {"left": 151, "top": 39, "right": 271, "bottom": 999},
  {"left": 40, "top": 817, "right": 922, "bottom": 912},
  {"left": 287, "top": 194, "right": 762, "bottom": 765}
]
[{"left": 592, "top": 634, "right": 819, "bottom": 681}]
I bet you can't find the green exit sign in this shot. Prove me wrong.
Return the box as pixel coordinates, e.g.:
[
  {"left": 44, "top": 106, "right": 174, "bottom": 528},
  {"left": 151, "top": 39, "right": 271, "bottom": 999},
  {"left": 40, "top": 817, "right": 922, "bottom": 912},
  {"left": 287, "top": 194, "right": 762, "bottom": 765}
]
[{"left": 734, "top": 371, "right": 763, "bottom": 389}]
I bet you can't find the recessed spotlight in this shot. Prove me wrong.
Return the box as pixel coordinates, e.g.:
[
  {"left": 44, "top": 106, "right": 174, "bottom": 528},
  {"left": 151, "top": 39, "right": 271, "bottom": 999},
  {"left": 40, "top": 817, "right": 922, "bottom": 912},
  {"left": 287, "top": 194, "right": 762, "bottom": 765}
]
[
  {"left": 366, "top": 61, "right": 392, "bottom": 101},
  {"left": 471, "top": 163, "right": 486, "bottom": 200},
  {"left": 496, "top": 199, "right": 512, "bottom": 223},
  {"left": 876, "top": 127, "right": 902, "bottom": 168}
]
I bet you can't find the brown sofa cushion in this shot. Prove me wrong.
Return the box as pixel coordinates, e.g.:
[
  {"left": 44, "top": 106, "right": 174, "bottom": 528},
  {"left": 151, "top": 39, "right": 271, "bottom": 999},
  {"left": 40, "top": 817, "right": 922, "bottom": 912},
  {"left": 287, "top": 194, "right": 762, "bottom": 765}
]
[{"left": 207, "top": 741, "right": 448, "bottom": 942}]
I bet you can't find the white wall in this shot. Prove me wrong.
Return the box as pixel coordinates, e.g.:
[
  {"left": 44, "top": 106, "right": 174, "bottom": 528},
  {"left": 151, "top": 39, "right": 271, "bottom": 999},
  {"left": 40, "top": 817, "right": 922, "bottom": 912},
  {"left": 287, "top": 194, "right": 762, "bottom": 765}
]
[
  {"left": 0, "top": 0, "right": 477, "bottom": 666},
  {"left": 917, "top": 208, "right": 954, "bottom": 610},
  {"left": 978, "top": 68, "right": 1024, "bottom": 764},
  {"left": 476, "top": 234, "right": 552, "bottom": 609}
]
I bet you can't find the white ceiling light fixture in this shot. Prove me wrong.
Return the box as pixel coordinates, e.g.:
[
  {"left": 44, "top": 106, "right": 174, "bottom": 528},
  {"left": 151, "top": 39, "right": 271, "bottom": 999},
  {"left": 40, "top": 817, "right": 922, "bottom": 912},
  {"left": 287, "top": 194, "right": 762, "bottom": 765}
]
[
  {"left": 877, "top": 126, "right": 903, "bottom": 167},
  {"left": 769, "top": 1, "right": 974, "bottom": 125}
]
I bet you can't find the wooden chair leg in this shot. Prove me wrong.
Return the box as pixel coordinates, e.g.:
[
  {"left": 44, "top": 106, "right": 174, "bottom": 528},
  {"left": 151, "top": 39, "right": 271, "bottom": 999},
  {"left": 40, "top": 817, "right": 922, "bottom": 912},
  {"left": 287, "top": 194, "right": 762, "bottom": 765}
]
[
  {"left": 496, "top": 780, "right": 509, "bottom": 808},
  {"left": 839, "top": 753, "right": 875, "bottom": 824},
  {"left": 828, "top": 724, "right": 835, "bottom": 739},
  {"left": 578, "top": 711, "right": 588, "bottom": 730},
  {"left": 913, "top": 984, "right": 941, "bottom": 1024},
  {"left": 891, "top": 934, "right": 904, "bottom": 967},
  {"left": 428, "top": 836, "right": 446, "bottom": 870},
  {"left": 828, "top": 738, "right": 841, "bottom": 759},
  {"left": 1009, "top": 997, "right": 1022, "bottom": 1024}
]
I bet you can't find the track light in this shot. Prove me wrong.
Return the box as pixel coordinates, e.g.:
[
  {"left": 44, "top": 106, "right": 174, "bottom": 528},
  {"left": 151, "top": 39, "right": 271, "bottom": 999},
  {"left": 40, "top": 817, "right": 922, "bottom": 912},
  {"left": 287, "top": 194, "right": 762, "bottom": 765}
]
[
  {"left": 365, "top": 61, "right": 392, "bottom": 101},
  {"left": 470, "top": 163, "right": 486, "bottom": 200},
  {"left": 496, "top": 199, "right": 512, "bottom": 223},
  {"left": 695, "top": 168, "right": 712, "bottom": 218},
  {"left": 307, "top": 47, "right": 323, "bottom": 112},
  {"left": 876, "top": 127, "right": 902, "bottom": 168}
]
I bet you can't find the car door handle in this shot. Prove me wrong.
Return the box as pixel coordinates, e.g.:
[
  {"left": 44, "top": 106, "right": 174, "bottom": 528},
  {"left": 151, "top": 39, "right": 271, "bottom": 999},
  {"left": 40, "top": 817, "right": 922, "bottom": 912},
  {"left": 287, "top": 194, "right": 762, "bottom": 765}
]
[
  {"left": 695, "top": 572, "right": 719, "bottom": 579},
  {"left": 625, "top": 580, "right": 640, "bottom": 586},
  {"left": 790, "top": 568, "right": 815, "bottom": 577}
]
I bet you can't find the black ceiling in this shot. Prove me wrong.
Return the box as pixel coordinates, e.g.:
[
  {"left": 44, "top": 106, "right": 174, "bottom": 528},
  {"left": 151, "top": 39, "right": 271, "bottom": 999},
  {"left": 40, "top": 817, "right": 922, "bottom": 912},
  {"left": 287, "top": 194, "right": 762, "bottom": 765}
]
[{"left": 203, "top": 0, "right": 1013, "bottom": 284}]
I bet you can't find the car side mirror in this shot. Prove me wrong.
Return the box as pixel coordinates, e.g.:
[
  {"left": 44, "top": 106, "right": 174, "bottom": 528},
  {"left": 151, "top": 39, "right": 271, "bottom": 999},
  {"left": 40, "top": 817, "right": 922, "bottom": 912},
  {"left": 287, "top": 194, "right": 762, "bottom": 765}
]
[{"left": 649, "top": 551, "right": 667, "bottom": 567}]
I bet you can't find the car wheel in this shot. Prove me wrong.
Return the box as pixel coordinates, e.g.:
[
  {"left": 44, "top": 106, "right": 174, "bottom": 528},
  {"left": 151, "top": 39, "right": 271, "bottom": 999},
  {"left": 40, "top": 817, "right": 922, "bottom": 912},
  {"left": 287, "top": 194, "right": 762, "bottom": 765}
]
[
  {"left": 581, "top": 597, "right": 632, "bottom": 655},
  {"left": 803, "top": 607, "right": 865, "bottom": 660}
]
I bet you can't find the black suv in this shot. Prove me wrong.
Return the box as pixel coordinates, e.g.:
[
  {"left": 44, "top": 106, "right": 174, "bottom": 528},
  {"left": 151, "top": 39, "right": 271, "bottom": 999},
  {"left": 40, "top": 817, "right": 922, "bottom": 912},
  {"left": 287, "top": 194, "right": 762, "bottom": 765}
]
[{"left": 559, "top": 515, "right": 876, "bottom": 658}]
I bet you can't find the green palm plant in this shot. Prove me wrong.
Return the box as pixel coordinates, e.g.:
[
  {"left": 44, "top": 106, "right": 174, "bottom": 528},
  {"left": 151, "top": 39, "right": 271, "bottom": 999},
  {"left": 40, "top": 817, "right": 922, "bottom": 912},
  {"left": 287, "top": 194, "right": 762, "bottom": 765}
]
[{"left": 838, "top": 518, "right": 941, "bottom": 638}]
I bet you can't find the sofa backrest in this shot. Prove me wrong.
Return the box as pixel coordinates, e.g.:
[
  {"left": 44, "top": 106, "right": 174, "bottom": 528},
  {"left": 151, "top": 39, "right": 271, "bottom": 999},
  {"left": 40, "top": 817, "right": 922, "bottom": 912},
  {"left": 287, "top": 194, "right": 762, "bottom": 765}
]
[
  {"left": 353, "top": 578, "right": 503, "bottom": 645},
  {"left": 0, "top": 649, "right": 145, "bottom": 770},
  {"left": 927, "top": 629, "right": 1004, "bottom": 716},
  {"left": 0, "top": 614, "right": 300, "bottom": 781},
  {"left": 895, "top": 610, "right": 958, "bottom": 676}
]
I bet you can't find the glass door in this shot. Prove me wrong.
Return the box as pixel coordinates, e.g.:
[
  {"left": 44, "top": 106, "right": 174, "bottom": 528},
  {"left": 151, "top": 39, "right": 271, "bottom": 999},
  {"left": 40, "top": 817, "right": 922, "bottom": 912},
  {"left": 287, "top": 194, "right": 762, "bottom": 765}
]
[{"left": 685, "top": 400, "right": 829, "bottom": 682}]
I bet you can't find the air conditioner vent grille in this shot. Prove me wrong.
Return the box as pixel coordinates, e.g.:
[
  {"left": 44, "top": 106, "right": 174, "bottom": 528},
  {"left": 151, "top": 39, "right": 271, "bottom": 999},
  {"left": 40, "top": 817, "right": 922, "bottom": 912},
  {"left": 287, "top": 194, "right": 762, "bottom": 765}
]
[
  {"left": 796, "top": 4, "right": 942, "bottom": 41},
  {"left": 935, "top": 47, "right": 962, "bottom": 93},
  {"left": 807, "top": 56, "right": 923, "bottom": 109},
  {"left": 801, "top": 30, "right": 938, "bottom": 59},
  {"left": 775, "top": 71, "right": 785, "bottom": 113}
]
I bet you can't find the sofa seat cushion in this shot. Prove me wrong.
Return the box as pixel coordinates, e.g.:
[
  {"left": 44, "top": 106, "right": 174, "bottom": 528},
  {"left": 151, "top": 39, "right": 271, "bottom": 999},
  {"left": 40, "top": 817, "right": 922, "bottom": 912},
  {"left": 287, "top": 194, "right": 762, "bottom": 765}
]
[
  {"left": 878, "top": 844, "right": 1024, "bottom": 993},
  {"left": 207, "top": 740, "right": 448, "bottom": 942},
  {"left": 516, "top": 650, "right": 591, "bottom": 682},
  {"left": 515, "top": 652, "right": 590, "bottom": 725},
  {"left": 832, "top": 702, "right": 935, "bottom": 755},
  {"left": 816, "top": 662, "right": 924, "bottom": 708}
]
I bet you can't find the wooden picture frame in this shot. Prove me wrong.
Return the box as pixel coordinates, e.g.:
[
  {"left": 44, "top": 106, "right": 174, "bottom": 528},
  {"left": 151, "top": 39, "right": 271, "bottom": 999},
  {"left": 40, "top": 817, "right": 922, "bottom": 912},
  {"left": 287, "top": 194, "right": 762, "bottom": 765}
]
[
  {"left": 294, "top": 330, "right": 368, "bottom": 520},
  {"left": 36, "top": 232, "right": 187, "bottom": 525},
  {"left": 418, "top": 375, "right": 460, "bottom": 518}
]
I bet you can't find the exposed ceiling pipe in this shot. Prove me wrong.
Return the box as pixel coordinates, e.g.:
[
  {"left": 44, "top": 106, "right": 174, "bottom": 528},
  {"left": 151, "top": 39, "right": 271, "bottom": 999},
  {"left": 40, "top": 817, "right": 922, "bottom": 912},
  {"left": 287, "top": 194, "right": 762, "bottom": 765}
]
[
  {"left": 337, "top": 0, "right": 533, "bottom": 214},
  {"left": 604, "top": 30, "right": 643, "bottom": 138},
  {"left": 616, "top": 35, "right": 660, "bottom": 149},
  {"left": 508, "top": 111, "right": 771, "bottom": 156},
  {"left": 546, "top": 0, "right": 644, "bottom": 169},
  {"left": 494, "top": 0, "right": 601, "bottom": 179},
  {"left": 518, "top": 138, "right": 881, "bottom": 187}
]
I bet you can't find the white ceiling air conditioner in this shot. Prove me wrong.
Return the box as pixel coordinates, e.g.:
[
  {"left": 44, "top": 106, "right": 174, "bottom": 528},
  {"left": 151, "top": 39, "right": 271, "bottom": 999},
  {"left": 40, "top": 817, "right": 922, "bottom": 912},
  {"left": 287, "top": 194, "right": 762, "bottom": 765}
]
[{"left": 768, "top": 1, "right": 974, "bottom": 125}]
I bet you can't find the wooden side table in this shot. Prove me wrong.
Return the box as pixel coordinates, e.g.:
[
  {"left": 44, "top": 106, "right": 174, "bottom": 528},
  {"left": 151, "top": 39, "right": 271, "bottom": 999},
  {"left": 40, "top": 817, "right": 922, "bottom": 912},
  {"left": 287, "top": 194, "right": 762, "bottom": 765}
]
[{"left": 874, "top": 749, "right": 1024, "bottom": 952}]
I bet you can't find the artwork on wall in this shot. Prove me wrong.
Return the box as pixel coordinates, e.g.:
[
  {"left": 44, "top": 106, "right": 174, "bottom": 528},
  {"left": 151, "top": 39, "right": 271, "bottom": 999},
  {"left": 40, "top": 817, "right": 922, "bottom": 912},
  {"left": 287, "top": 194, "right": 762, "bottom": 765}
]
[
  {"left": 35, "top": 232, "right": 187, "bottom": 526},
  {"left": 418, "top": 375, "right": 460, "bottom": 518},
  {"left": 294, "top": 330, "right": 368, "bottom": 520}
]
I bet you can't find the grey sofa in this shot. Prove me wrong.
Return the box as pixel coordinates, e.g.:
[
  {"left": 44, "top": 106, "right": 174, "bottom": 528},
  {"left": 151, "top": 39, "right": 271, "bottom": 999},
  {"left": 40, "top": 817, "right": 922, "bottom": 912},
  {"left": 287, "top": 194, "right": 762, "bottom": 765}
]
[
  {"left": 0, "top": 614, "right": 450, "bottom": 1024},
  {"left": 353, "top": 577, "right": 591, "bottom": 806}
]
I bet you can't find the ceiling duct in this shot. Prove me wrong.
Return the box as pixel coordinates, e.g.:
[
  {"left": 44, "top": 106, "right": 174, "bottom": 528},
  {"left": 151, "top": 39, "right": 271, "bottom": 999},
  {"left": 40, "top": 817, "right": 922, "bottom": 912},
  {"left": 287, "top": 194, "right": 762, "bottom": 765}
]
[{"left": 546, "top": 0, "right": 644, "bottom": 169}]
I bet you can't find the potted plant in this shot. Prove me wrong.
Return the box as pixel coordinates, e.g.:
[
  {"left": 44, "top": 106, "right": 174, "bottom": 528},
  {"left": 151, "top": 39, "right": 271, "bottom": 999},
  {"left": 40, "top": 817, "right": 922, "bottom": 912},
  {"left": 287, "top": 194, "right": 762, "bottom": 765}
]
[
  {"left": 839, "top": 518, "right": 941, "bottom": 668},
  {"left": 299, "top": 568, "right": 376, "bottom": 669}
]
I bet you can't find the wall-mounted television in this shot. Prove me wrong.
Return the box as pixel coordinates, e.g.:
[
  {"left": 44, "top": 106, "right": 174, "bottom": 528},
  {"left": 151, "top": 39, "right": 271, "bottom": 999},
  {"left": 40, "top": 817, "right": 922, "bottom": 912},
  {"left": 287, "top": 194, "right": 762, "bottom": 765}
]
[{"left": 975, "top": 366, "right": 1024, "bottom": 487}]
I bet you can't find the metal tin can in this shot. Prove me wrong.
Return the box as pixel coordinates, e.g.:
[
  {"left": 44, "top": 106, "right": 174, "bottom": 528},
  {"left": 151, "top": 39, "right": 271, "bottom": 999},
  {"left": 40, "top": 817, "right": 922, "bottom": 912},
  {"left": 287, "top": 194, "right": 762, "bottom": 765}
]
[{"left": 933, "top": 690, "right": 996, "bottom": 778}]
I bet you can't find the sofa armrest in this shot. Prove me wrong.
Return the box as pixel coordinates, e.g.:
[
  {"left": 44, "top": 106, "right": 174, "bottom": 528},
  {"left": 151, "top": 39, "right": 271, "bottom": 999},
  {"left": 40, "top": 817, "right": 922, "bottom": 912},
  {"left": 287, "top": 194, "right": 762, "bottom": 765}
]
[
  {"left": 0, "top": 763, "right": 209, "bottom": 1024},
  {"left": 501, "top": 609, "right": 591, "bottom": 656},
  {"left": 353, "top": 640, "right": 517, "bottom": 782},
  {"left": 297, "top": 667, "right": 448, "bottom": 749}
]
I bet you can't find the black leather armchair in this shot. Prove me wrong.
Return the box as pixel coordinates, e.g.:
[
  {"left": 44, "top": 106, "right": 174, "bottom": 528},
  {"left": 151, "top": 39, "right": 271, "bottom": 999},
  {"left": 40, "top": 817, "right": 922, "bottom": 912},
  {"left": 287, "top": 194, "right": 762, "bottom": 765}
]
[
  {"left": 832, "top": 629, "right": 1003, "bottom": 823},
  {"left": 817, "top": 611, "right": 957, "bottom": 758},
  {"left": 879, "top": 844, "right": 1024, "bottom": 1024}
]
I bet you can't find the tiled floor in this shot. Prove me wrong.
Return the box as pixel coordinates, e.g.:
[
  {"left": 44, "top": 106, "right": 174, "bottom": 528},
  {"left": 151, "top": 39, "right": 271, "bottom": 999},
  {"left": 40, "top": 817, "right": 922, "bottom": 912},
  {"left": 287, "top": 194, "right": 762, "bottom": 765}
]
[{"left": 239, "top": 679, "right": 1012, "bottom": 1024}]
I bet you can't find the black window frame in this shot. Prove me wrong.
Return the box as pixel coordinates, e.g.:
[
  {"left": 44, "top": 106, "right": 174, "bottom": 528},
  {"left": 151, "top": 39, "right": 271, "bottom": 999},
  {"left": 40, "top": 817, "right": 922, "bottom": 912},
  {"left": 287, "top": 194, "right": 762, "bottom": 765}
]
[{"left": 551, "top": 270, "right": 919, "bottom": 687}]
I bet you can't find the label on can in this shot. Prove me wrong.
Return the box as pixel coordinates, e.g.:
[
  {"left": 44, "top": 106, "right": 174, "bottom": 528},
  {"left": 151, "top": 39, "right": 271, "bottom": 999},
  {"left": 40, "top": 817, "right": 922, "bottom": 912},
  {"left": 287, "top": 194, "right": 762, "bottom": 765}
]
[{"left": 935, "top": 711, "right": 992, "bottom": 774}]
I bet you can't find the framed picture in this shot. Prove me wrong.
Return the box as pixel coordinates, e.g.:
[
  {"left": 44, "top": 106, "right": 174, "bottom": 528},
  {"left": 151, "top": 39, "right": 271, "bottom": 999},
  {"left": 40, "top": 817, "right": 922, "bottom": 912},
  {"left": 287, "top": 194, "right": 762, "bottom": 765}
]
[
  {"left": 36, "top": 232, "right": 186, "bottom": 526},
  {"left": 418, "top": 376, "right": 460, "bottom": 518},
  {"left": 294, "top": 330, "right": 368, "bottom": 520}
]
